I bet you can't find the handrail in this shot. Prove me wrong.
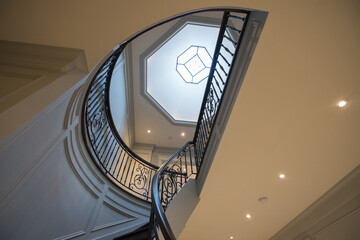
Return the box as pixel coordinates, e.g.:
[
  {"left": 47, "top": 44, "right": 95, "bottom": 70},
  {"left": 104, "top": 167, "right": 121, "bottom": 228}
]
[{"left": 151, "top": 141, "right": 194, "bottom": 240}]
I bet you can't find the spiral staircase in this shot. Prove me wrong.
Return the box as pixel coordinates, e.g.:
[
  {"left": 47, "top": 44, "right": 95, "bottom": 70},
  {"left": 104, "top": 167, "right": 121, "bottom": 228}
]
[{"left": 82, "top": 8, "right": 267, "bottom": 239}]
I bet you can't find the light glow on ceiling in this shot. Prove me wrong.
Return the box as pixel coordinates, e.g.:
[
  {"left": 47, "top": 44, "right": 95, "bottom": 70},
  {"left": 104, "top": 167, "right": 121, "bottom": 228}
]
[
  {"left": 279, "top": 173, "right": 286, "bottom": 179},
  {"left": 246, "top": 213, "right": 252, "bottom": 219},
  {"left": 338, "top": 100, "right": 347, "bottom": 107},
  {"left": 147, "top": 130, "right": 151, "bottom": 133}
]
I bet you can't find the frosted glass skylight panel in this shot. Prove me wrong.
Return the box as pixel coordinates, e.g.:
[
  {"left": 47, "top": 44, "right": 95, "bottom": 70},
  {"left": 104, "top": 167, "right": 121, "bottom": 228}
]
[
  {"left": 177, "top": 46, "right": 197, "bottom": 64},
  {"left": 186, "top": 56, "right": 205, "bottom": 75},
  {"left": 176, "top": 45, "right": 212, "bottom": 84},
  {"left": 198, "top": 47, "right": 212, "bottom": 67},
  {"left": 176, "top": 64, "right": 192, "bottom": 82}
]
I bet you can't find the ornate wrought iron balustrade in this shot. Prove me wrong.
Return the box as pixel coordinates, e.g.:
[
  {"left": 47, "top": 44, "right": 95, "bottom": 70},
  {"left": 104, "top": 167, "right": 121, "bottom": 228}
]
[
  {"left": 83, "top": 8, "right": 248, "bottom": 205},
  {"left": 83, "top": 48, "right": 158, "bottom": 201}
]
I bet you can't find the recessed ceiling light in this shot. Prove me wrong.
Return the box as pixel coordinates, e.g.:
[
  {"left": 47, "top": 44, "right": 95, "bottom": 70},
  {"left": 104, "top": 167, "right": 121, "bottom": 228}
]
[
  {"left": 147, "top": 130, "right": 151, "bottom": 133},
  {"left": 246, "top": 214, "right": 251, "bottom": 219},
  {"left": 181, "top": 132, "right": 185, "bottom": 137},
  {"left": 338, "top": 100, "right": 347, "bottom": 107},
  {"left": 279, "top": 173, "right": 286, "bottom": 179},
  {"left": 229, "top": 237, "right": 234, "bottom": 239}
]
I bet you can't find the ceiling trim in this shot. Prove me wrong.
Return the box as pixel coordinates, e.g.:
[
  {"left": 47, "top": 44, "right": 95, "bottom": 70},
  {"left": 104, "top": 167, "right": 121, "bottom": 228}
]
[
  {"left": 270, "top": 165, "right": 360, "bottom": 240},
  {"left": 139, "top": 15, "right": 223, "bottom": 127}
]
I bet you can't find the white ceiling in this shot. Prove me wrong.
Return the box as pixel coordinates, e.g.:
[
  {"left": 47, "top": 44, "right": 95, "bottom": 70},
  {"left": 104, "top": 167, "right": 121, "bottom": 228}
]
[{"left": 1, "top": 1, "right": 359, "bottom": 239}]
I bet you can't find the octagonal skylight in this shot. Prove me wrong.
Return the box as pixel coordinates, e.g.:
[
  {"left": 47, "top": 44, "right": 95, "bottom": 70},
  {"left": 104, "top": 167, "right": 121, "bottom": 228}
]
[
  {"left": 145, "top": 22, "right": 220, "bottom": 123},
  {"left": 176, "top": 45, "right": 212, "bottom": 84}
]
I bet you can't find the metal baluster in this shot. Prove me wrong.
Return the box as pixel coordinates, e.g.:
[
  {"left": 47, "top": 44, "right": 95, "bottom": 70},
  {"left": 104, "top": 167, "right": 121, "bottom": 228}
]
[
  {"left": 228, "top": 14, "right": 246, "bottom": 21},
  {"left": 201, "top": 118, "right": 210, "bottom": 143},
  {"left": 104, "top": 138, "right": 116, "bottom": 168},
  {"left": 90, "top": 73, "right": 108, "bottom": 91},
  {"left": 87, "top": 94, "right": 104, "bottom": 115},
  {"left": 108, "top": 144, "right": 120, "bottom": 174},
  {"left": 219, "top": 52, "right": 231, "bottom": 67},
  {"left": 93, "top": 121, "right": 108, "bottom": 147},
  {"left": 120, "top": 154, "right": 130, "bottom": 183},
  {"left": 213, "top": 76, "right": 223, "bottom": 93},
  {"left": 99, "top": 134, "right": 114, "bottom": 162},
  {"left": 221, "top": 43, "right": 235, "bottom": 57},
  {"left": 217, "top": 61, "right": 228, "bottom": 76},
  {"left": 115, "top": 149, "right": 127, "bottom": 179},
  {"left": 128, "top": 159, "right": 136, "bottom": 188},
  {"left": 124, "top": 157, "right": 134, "bottom": 185},
  {"left": 111, "top": 147, "right": 123, "bottom": 175},
  {"left": 211, "top": 83, "right": 220, "bottom": 101},
  {"left": 146, "top": 169, "right": 153, "bottom": 201},
  {"left": 96, "top": 128, "right": 111, "bottom": 157},
  {"left": 89, "top": 83, "right": 106, "bottom": 101},
  {"left": 184, "top": 148, "right": 188, "bottom": 182},
  {"left": 226, "top": 25, "right": 242, "bottom": 34},
  {"left": 223, "top": 35, "right": 237, "bottom": 47},
  {"left": 204, "top": 102, "right": 213, "bottom": 129},
  {"left": 215, "top": 69, "right": 225, "bottom": 85}
]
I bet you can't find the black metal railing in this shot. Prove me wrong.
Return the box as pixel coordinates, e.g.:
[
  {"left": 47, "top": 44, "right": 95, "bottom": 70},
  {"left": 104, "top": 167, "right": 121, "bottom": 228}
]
[
  {"left": 150, "top": 10, "right": 249, "bottom": 240},
  {"left": 149, "top": 141, "right": 196, "bottom": 239},
  {"left": 83, "top": 47, "right": 159, "bottom": 201},
  {"left": 83, "top": 8, "right": 247, "bottom": 203},
  {"left": 82, "top": 8, "right": 249, "bottom": 240},
  {"left": 193, "top": 11, "right": 248, "bottom": 172}
]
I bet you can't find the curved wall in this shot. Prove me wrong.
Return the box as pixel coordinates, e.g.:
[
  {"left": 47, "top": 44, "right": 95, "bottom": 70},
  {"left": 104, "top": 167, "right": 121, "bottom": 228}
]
[{"left": 109, "top": 52, "right": 131, "bottom": 147}]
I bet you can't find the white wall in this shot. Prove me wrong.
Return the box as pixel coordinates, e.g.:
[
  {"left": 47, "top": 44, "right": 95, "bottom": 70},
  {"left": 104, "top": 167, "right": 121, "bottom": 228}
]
[
  {"left": 0, "top": 44, "right": 151, "bottom": 240},
  {"left": 109, "top": 53, "right": 131, "bottom": 147},
  {"left": 151, "top": 147, "right": 178, "bottom": 166}
]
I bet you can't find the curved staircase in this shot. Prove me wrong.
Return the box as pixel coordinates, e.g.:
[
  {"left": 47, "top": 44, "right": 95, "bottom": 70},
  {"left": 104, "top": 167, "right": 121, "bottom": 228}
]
[{"left": 82, "top": 7, "right": 267, "bottom": 240}]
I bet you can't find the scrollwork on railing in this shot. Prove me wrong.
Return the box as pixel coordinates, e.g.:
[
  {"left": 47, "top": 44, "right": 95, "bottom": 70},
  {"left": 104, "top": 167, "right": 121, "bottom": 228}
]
[
  {"left": 83, "top": 48, "right": 158, "bottom": 201},
  {"left": 158, "top": 142, "right": 196, "bottom": 207}
]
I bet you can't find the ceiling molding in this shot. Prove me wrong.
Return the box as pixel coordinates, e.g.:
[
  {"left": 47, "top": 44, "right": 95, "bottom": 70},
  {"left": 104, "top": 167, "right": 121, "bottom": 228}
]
[
  {"left": 270, "top": 165, "right": 360, "bottom": 240},
  {"left": 0, "top": 40, "right": 88, "bottom": 73},
  {"left": 139, "top": 15, "right": 223, "bottom": 127}
]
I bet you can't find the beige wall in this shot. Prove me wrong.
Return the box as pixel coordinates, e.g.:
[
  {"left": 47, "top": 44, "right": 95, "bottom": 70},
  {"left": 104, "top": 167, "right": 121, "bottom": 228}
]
[{"left": 2, "top": 0, "right": 357, "bottom": 71}]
